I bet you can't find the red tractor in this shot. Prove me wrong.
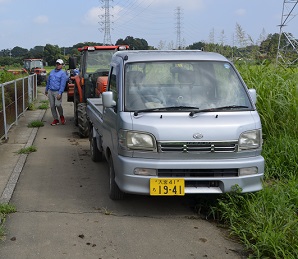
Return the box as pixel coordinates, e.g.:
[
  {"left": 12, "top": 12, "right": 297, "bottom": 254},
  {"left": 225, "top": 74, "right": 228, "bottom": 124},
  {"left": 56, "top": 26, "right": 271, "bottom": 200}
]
[
  {"left": 23, "top": 58, "right": 47, "bottom": 85},
  {"left": 68, "top": 45, "right": 129, "bottom": 137}
]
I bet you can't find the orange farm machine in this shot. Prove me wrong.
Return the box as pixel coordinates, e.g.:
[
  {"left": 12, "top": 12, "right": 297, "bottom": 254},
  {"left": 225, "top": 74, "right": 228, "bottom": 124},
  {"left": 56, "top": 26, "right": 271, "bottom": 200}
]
[{"left": 67, "top": 45, "right": 129, "bottom": 137}]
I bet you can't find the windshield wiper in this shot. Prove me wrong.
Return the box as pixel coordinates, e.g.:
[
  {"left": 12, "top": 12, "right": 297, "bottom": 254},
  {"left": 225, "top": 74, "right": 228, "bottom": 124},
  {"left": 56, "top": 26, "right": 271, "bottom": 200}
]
[
  {"left": 213, "top": 105, "right": 249, "bottom": 110},
  {"left": 133, "top": 108, "right": 162, "bottom": 116},
  {"left": 133, "top": 106, "right": 199, "bottom": 116},
  {"left": 189, "top": 105, "right": 249, "bottom": 117}
]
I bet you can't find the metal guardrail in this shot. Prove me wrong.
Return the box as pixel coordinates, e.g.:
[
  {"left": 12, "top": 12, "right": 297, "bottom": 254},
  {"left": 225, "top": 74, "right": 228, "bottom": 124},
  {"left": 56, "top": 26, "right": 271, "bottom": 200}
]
[{"left": 0, "top": 74, "right": 37, "bottom": 140}]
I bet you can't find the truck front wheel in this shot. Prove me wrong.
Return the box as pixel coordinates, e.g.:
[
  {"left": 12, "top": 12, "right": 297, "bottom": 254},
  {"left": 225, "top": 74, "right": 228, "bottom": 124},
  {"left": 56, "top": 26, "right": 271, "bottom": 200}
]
[{"left": 108, "top": 156, "right": 124, "bottom": 200}]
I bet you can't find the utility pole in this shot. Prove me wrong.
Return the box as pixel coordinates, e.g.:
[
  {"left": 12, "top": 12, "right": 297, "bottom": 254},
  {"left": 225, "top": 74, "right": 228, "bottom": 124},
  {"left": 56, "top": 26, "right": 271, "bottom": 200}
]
[
  {"left": 99, "top": 0, "right": 113, "bottom": 45},
  {"left": 175, "top": 7, "right": 183, "bottom": 50},
  {"left": 276, "top": 0, "right": 298, "bottom": 66}
]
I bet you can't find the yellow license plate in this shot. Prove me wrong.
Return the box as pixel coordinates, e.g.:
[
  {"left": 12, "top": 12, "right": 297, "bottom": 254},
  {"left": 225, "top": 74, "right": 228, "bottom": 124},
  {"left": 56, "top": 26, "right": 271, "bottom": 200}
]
[{"left": 150, "top": 178, "right": 185, "bottom": 196}]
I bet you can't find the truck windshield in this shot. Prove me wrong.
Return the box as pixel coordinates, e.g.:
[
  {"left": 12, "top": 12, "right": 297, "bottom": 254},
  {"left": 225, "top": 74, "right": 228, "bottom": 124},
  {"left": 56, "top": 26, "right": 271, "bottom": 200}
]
[
  {"left": 24, "top": 60, "right": 43, "bottom": 70},
  {"left": 85, "top": 50, "right": 115, "bottom": 73},
  {"left": 124, "top": 61, "right": 253, "bottom": 112}
]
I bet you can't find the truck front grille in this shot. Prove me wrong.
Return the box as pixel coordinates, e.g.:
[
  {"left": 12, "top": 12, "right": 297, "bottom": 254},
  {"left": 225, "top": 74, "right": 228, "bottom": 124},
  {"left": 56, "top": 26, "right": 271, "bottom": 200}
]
[
  {"left": 158, "top": 141, "right": 238, "bottom": 153},
  {"left": 158, "top": 169, "right": 238, "bottom": 177}
]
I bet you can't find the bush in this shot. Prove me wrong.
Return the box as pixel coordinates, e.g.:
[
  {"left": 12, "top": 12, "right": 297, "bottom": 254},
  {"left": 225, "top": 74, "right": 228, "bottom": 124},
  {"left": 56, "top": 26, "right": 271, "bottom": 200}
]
[{"left": 0, "top": 70, "right": 16, "bottom": 84}]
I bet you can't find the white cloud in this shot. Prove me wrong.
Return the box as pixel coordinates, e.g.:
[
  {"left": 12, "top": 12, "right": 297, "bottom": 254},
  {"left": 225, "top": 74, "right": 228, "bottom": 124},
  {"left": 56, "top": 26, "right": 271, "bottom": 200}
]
[
  {"left": 83, "top": 7, "right": 102, "bottom": 25},
  {"left": 34, "top": 15, "right": 48, "bottom": 24},
  {"left": 235, "top": 8, "right": 246, "bottom": 16}
]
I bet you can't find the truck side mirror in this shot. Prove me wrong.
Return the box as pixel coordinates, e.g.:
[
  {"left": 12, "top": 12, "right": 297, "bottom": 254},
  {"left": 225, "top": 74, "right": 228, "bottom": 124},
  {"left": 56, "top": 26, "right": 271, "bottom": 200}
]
[
  {"left": 102, "top": 91, "right": 116, "bottom": 107},
  {"left": 248, "top": 89, "right": 257, "bottom": 104}
]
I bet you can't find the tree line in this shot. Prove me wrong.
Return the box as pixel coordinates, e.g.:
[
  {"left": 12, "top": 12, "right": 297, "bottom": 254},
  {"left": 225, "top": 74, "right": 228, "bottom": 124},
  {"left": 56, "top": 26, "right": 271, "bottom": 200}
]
[{"left": 0, "top": 32, "right": 296, "bottom": 67}]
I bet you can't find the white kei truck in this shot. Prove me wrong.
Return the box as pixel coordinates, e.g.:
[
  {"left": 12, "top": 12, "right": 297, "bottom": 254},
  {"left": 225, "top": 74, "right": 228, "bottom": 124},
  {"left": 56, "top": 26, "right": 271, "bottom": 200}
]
[{"left": 86, "top": 50, "right": 264, "bottom": 200}]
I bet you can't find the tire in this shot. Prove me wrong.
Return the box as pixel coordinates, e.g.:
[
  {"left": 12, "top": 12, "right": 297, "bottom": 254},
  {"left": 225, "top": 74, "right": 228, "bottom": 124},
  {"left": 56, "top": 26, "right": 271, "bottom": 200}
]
[
  {"left": 77, "top": 103, "right": 88, "bottom": 138},
  {"left": 108, "top": 156, "right": 124, "bottom": 200},
  {"left": 74, "top": 101, "right": 78, "bottom": 126},
  {"left": 73, "top": 87, "right": 79, "bottom": 126},
  {"left": 90, "top": 128, "right": 104, "bottom": 162}
]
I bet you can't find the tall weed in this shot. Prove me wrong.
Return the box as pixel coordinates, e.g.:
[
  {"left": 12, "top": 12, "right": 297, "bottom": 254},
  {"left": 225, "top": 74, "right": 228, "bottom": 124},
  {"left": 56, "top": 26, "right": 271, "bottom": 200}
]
[
  {"left": 236, "top": 62, "right": 298, "bottom": 139},
  {"left": 0, "top": 70, "right": 16, "bottom": 84},
  {"left": 262, "top": 134, "right": 298, "bottom": 180},
  {"left": 216, "top": 177, "right": 298, "bottom": 258},
  {"left": 213, "top": 62, "right": 298, "bottom": 258}
]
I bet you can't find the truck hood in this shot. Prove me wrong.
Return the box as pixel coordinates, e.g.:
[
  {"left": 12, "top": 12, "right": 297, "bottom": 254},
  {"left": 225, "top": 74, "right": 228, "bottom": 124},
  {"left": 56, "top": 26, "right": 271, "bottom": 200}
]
[{"left": 122, "top": 111, "right": 261, "bottom": 141}]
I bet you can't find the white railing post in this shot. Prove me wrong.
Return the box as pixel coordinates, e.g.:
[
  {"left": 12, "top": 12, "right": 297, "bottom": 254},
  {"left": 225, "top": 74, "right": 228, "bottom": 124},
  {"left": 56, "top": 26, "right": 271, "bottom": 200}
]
[
  {"left": 14, "top": 80, "right": 18, "bottom": 125},
  {"left": 2, "top": 84, "right": 8, "bottom": 140},
  {"left": 34, "top": 74, "right": 37, "bottom": 99},
  {"left": 28, "top": 77, "right": 33, "bottom": 104},
  {"left": 22, "top": 78, "right": 25, "bottom": 112}
]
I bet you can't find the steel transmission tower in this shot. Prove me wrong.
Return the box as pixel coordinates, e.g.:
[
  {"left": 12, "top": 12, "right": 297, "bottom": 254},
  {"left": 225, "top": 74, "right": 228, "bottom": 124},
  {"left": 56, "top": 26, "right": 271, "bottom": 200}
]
[
  {"left": 276, "top": 0, "right": 298, "bottom": 66},
  {"left": 99, "top": 0, "right": 113, "bottom": 45},
  {"left": 175, "top": 7, "right": 183, "bottom": 49}
]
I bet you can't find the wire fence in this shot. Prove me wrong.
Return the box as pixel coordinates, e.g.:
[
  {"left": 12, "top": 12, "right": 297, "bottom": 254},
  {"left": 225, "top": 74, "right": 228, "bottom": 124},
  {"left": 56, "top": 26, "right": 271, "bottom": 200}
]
[{"left": 0, "top": 74, "right": 37, "bottom": 140}]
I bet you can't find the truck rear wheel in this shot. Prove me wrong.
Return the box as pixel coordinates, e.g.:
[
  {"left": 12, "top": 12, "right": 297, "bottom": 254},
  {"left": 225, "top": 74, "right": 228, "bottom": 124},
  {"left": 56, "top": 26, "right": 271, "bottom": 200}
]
[
  {"left": 73, "top": 86, "right": 79, "bottom": 126},
  {"left": 108, "top": 156, "right": 124, "bottom": 200},
  {"left": 77, "top": 103, "right": 88, "bottom": 138},
  {"left": 90, "top": 128, "right": 104, "bottom": 162}
]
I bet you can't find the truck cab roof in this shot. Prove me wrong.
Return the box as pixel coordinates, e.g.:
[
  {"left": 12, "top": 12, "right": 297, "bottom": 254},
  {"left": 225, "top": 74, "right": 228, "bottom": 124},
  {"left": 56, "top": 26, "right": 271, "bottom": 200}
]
[{"left": 113, "top": 50, "right": 230, "bottom": 63}]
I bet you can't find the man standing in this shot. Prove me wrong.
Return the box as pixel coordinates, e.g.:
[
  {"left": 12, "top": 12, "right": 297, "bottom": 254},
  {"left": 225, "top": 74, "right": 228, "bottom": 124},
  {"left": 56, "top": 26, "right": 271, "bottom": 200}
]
[{"left": 45, "top": 59, "right": 67, "bottom": 125}]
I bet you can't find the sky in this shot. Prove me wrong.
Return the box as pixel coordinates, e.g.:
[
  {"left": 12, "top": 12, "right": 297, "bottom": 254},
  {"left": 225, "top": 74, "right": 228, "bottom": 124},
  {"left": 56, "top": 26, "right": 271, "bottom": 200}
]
[{"left": 0, "top": 0, "right": 297, "bottom": 50}]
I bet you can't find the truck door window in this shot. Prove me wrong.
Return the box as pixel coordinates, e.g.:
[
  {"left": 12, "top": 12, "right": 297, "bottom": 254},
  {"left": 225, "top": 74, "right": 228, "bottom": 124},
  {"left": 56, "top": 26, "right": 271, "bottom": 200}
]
[{"left": 109, "top": 67, "right": 117, "bottom": 102}]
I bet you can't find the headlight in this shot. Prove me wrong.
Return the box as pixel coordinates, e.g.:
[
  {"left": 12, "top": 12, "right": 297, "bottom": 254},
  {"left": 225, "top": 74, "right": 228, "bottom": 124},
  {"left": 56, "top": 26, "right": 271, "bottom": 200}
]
[
  {"left": 238, "top": 129, "right": 262, "bottom": 150},
  {"left": 239, "top": 167, "right": 258, "bottom": 176},
  {"left": 134, "top": 168, "right": 157, "bottom": 176},
  {"left": 119, "top": 130, "right": 156, "bottom": 151}
]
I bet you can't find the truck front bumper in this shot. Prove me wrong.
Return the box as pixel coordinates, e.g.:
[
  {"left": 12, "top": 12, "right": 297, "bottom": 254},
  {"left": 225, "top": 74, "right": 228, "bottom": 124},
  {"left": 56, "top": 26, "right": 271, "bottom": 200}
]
[{"left": 113, "top": 155, "right": 264, "bottom": 195}]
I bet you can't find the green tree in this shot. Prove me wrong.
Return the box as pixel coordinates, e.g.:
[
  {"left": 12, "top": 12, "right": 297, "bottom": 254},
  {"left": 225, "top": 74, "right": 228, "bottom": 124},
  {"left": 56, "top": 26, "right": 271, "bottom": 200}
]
[
  {"left": 43, "top": 44, "right": 63, "bottom": 65},
  {"left": 72, "top": 42, "right": 103, "bottom": 49},
  {"left": 11, "top": 46, "right": 28, "bottom": 57},
  {"left": 27, "top": 46, "right": 45, "bottom": 58},
  {"left": 0, "top": 56, "right": 22, "bottom": 66},
  {"left": 186, "top": 41, "right": 205, "bottom": 50},
  {"left": 260, "top": 33, "right": 283, "bottom": 60},
  {"left": 0, "top": 49, "right": 11, "bottom": 57},
  {"left": 116, "top": 36, "right": 149, "bottom": 50}
]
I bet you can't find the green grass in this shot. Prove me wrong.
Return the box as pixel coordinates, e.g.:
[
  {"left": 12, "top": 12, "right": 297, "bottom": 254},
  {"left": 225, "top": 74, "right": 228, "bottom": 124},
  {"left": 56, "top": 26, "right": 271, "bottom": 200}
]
[
  {"left": 27, "top": 102, "right": 36, "bottom": 111},
  {"left": 0, "top": 203, "right": 16, "bottom": 240},
  {"left": 215, "top": 178, "right": 298, "bottom": 258},
  {"left": 27, "top": 99, "right": 49, "bottom": 111},
  {"left": 17, "top": 145, "right": 37, "bottom": 154},
  {"left": 206, "top": 62, "right": 298, "bottom": 258},
  {"left": 27, "top": 120, "right": 44, "bottom": 128},
  {"left": 37, "top": 103, "right": 48, "bottom": 110},
  {"left": 37, "top": 100, "right": 49, "bottom": 110}
]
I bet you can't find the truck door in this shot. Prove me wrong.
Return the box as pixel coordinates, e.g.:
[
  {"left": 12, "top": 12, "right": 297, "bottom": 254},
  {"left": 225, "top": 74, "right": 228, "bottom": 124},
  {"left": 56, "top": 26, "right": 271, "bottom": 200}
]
[{"left": 102, "top": 66, "right": 118, "bottom": 157}]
